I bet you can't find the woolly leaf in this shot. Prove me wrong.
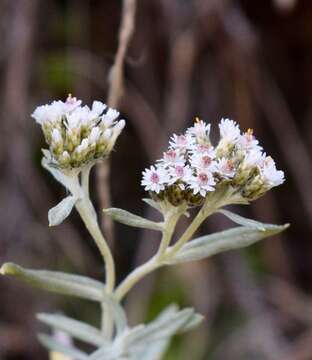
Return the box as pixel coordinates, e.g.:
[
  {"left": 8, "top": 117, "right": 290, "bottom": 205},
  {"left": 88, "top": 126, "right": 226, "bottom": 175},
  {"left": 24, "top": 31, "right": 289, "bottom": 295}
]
[
  {"left": 37, "top": 313, "right": 105, "bottom": 347},
  {"left": 0, "top": 263, "right": 104, "bottom": 302},
  {"left": 167, "top": 223, "right": 289, "bottom": 264},
  {"left": 38, "top": 334, "right": 88, "bottom": 360},
  {"left": 103, "top": 208, "right": 164, "bottom": 231},
  {"left": 48, "top": 196, "right": 77, "bottom": 226}
]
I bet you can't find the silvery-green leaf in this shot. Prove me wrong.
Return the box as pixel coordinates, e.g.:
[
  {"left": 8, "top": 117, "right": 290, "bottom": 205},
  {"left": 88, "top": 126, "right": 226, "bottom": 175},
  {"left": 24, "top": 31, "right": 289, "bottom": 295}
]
[
  {"left": 0, "top": 262, "right": 104, "bottom": 302},
  {"left": 149, "top": 304, "right": 203, "bottom": 334},
  {"left": 37, "top": 313, "right": 105, "bottom": 347},
  {"left": 135, "top": 338, "right": 170, "bottom": 360},
  {"left": 38, "top": 334, "right": 88, "bottom": 360},
  {"left": 88, "top": 343, "right": 118, "bottom": 360},
  {"left": 168, "top": 223, "right": 289, "bottom": 264},
  {"left": 42, "top": 156, "right": 71, "bottom": 189},
  {"left": 48, "top": 195, "right": 77, "bottom": 227},
  {"left": 178, "top": 313, "right": 204, "bottom": 333},
  {"left": 217, "top": 209, "right": 266, "bottom": 230},
  {"left": 125, "top": 308, "right": 194, "bottom": 348},
  {"left": 103, "top": 208, "right": 164, "bottom": 231},
  {"left": 142, "top": 198, "right": 162, "bottom": 213},
  {"left": 90, "top": 308, "right": 196, "bottom": 360}
]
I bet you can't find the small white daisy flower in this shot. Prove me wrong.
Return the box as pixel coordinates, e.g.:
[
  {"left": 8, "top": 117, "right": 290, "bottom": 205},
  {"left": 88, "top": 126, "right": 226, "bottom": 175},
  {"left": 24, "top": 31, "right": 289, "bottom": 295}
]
[
  {"left": 187, "top": 119, "right": 211, "bottom": 139},
  {"left": 238, "top": 129, "right": 262, "bottom": 151},
  {"left": 190, "top": 150, "right": 216, "bottom": 171},
  {"left": 101, "top": 108, "right": 120, "bottom": 127},
  {"left": 216, "top": 158, "right": 236, "bottom": 178},
  {"left": 168, "top": 164, "right": 193, "bottom": 189},
  {"left": 160, "top": 149, "right": 185, "bottom": 167},
  {"left": 188, "top": 142, "right": 213, "bottom": 155},
  {"left": 141, "top": 165, "right": 169, "bottom": 193},
  {"left": 244, "top": 149, "right": 265, "bottom": 167},
  {"left": 64, "top": 94, "right": 82, "bottom": 113},
  {"left": 219, "top": 118, "right": 240, "bottom": 142},
  {"left": 189, "top": 170, "right": 216, "bottom": 197},
  {"left": 260, "top": 157, "right": 285, "bottom": 187},
  {"left": 91, "top": 101, "right": 106, "bottom": 116},
  {"left": 169, "top": 133, "right": 194, "bottom": 151}
]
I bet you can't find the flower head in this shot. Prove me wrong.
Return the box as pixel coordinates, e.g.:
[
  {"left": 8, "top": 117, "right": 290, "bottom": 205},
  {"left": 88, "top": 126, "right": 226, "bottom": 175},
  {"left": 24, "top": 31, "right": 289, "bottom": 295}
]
[
  {"left": 32, "top": 95, "right": 125, "bottom": 170},
  {"left": 141, "top": 117, "right": 284, "bottom": 207}
]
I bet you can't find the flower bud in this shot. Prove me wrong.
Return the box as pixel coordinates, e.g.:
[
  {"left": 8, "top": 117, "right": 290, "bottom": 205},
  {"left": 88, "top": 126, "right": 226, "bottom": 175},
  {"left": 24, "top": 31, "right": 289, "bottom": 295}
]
[{"left": 32, "top": 96, "right": 125, "bottom": 170}]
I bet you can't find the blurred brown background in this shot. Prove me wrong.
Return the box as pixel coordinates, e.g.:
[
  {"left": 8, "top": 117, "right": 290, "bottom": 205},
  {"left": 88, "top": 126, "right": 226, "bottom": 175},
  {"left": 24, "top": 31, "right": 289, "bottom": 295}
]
[{"left": 1, "top": 0, "right": 312, "bottom": 359}]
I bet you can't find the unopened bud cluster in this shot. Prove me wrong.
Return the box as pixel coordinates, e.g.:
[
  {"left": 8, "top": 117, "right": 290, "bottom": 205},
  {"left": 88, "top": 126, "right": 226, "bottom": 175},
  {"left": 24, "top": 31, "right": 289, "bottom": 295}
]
[
  {"left": 32, "top": 95, "right": 125, "bottom": 169},
  {"left": 141, "top": 118, "right": 284, "bottom": 206}
]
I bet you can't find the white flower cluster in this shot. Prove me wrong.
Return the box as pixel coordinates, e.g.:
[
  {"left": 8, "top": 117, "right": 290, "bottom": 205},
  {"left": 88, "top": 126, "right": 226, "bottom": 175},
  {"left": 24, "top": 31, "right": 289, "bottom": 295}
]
[
  {"left": 32, "top": 95, "right": 125, "bottom": 169},
  {"left": 141, "top": 118, "right": 284, "bottom": 206}
]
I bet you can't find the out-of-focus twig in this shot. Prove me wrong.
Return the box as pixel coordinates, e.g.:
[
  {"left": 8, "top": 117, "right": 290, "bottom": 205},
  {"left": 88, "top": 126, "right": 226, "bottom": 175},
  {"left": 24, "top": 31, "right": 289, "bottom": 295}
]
[{"left": 97, "top": 0, "right": 137, "bottom": 248}]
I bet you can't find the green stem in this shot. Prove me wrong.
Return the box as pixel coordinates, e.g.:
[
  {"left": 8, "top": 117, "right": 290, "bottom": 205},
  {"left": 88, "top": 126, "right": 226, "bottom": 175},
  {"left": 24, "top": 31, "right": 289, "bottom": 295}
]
[
  {"left": 115, "top": 207, "right": 182, "bottom": 301},
  {"left": 75, "top": 168, "right": 116, "bottom": 339},
  {"left": 75, "top": 199, "right": 115, "bottom": 292},
  {"left": 115, "top": 257, "right": 159, "bottom": 301},
  {"left": 156, "top": 213, "right": 180, "bottom": 258},
  {"left": 165, "top": 208, "right": 213, "bottom": 259}
]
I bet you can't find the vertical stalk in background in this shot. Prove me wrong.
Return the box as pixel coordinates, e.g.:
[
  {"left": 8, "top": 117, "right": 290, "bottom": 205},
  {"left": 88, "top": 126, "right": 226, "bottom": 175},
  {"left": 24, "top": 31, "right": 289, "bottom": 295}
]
[{"left": 97, "top": 0, "right": 137, "bottom": 248}]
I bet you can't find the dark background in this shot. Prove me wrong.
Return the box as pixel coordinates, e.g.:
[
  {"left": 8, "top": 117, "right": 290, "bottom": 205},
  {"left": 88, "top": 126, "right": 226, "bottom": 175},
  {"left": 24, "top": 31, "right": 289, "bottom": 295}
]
[{"left": 1, "top": 0, "right": 312, "bottom": 359}]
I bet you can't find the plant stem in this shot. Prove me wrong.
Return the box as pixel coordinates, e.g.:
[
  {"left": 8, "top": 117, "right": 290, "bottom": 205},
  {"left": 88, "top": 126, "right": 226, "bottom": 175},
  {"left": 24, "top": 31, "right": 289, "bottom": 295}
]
[
  {"left": 156, "top": 212, "right": 180, "bottom": 258},
  {"left": 115, "top": 207, "right": 182, "bottom": 301},
  {"left": 115, "top": 256, "right": 159, "bottom": 301},
  {"left": 76, "top": 169, "right": 116, "bottom": 339},
  {"left": 114, "top": 202, "right": 217, "bottom": 301},
  {"left": 75, "top": 198, "right": 115, "bottom": 293},
  {"left": 166, "top": 207, "right": 213, "bottom": 259}
]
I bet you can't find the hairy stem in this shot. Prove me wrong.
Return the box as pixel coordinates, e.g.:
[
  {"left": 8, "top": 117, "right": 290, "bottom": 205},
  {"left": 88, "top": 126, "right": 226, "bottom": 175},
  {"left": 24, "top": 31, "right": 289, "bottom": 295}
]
[
  {"left": 114, "top": 202, "right": 217, "bottom": 301},
  {"left": 115, "top": 207, "right": 182, "bottom": 301},
  {"left": 75, "top": 198, "right": 115, "bottom": 292},
  {"left": 156, "top": 212, "right": 180, "bottom": 258},
  {"left": 115, "top": 256, "right": 159, "bottom": 301},
  {"left": 166, "top": 207, "right": 213, "bottom": 259}
]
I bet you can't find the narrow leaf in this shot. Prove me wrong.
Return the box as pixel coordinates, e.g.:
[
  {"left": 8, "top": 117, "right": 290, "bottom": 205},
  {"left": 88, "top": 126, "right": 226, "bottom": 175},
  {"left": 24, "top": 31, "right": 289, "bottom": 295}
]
[
  {"left": 38, "top": 334, "right": 88, "bottom": 360},
  {"left": 168, "top": 224, "right": 289, "bottom": 264},
  {"left": 178, "top": 313, "right": 204, "bottom": 333},
  {"left": 217, "top": 209, "right": 266, "bottom": 230},
  {"left": 103, "top": 208, "right": 164, "bottom": 231},
  {"left": 0, "top": 263, "right": 104, "bottom": 302},
  {"left": 126, "top": 308, "right": 194, "bottom": 347},
  {"left": 37, "top": 313, "right": 105, "bottom": 347},
  {"left": 49, "top": 196, "right": 77, "bottom": 227}
]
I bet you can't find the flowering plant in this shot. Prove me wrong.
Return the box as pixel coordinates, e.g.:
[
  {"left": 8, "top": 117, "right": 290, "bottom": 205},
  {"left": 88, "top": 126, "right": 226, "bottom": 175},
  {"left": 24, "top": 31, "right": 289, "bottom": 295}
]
[{"left": 1, "top": 97, "right": 288, "bottom": 360}]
